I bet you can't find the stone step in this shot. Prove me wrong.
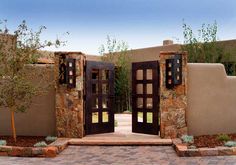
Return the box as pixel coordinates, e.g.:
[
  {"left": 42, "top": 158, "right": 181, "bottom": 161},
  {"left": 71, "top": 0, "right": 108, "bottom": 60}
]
[
  {"left": 116, "top": 123, "right": 131, "bottom": 125},
  {"left": 68, "top": 138, "right": 172, "bottom": 146}
]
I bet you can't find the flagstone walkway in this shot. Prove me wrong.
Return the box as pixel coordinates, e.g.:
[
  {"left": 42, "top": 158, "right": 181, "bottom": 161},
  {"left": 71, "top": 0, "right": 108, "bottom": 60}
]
[{"left": 69, "top": 114, "right": 172, "bottom": 145}]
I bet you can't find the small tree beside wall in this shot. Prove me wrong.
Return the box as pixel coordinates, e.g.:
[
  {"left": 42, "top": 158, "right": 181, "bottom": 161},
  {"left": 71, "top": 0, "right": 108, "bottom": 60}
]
[
  {"left": 0, "top": 20, "right": 64, "bottom": 142},
  {"left": 99, "top": 36, "right": 131, "bottom": 113}
]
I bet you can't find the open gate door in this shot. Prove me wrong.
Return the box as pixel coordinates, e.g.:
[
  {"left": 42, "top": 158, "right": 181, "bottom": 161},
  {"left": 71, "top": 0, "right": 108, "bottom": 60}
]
[
  {"left": 132, "top": 61, "right": 160, "bottom": 135},
  {"left": 85, "top": 61, "right": 115, "bottom": 135}
]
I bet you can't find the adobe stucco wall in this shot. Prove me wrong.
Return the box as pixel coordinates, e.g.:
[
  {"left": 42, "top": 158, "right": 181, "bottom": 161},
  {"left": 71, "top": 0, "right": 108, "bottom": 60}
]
[
  {"left": 129, "top": 44, "right": 180, "bottom": 62},
  {"left": 0, "top": 65, "right": 56, "bottom": 136},
  {"left": 187, "top": 63, "right": 236, "bottom": 136}
]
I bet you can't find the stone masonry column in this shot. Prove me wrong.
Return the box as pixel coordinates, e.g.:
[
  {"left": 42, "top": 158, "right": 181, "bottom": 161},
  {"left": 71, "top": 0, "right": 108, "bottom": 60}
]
[
  {"left": 159, "top": 51, "right": 188, "bottom": 138},
  {"left": 54, "top": 52, "right": 85, "bottom": 138}
]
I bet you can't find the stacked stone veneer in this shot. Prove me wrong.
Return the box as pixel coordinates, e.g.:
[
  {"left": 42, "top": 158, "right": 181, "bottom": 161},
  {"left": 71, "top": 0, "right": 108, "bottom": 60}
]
[
  {"left": 159, "top": 51, "right": 188, "bottom": 138},
  {"left": 55, "top": 52, "right": 85, "bottom": 138}
]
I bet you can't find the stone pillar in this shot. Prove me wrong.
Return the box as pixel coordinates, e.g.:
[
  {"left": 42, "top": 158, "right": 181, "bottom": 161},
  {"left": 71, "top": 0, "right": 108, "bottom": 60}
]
[
  {"left": 54, "top": 52, "right": 85, "bottom": 138},
  {"left": 159, "top": 51, "right": 188, "bottom": 138}
]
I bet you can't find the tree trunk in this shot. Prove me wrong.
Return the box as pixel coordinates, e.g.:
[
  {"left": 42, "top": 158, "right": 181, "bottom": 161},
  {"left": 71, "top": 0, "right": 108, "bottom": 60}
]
[
  {"left": 127, "top": 91, "right": 131, "bottom": 112},
  {"left": 10, "top": 109, "right": 17, "bottom": 142},
  {"left": 126, "top": 91, "right": 130, "bottom": 111}
]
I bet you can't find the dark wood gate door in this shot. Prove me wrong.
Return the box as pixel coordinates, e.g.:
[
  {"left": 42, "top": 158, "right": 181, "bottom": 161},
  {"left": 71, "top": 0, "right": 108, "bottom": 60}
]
[
  {"left": 85, "top": 61, "right": 115, "bottom": 135},
  {"left": 132, "top": 61, "right": 160, "bottom": 135}
]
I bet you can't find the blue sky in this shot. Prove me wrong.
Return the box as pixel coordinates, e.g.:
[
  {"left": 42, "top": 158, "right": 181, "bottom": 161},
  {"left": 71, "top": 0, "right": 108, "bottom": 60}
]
[{"left": 0, "top": 0, "right": 236, "bottom": 54}]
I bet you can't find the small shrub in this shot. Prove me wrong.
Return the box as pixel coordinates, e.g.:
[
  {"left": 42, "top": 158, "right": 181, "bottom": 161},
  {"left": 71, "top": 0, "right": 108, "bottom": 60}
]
[
  {"left": 217, "top": 134, "right": 231, "bottom": 142},
  {"left": 224, "top": 141, "right": 236, "bottom": 147},
  {"left": 34, "top": 141, "right": 48, "bottom": 147},
  {"left": 45, "top": 136, "right": 57, "bottom": 142},
  {"left": 188, "top": 145, "right": 197, "bottom": 149},
  {"left": 115, "top": 120, "right": 118, "bottom": 127},
  {"left": 181, "top": 135, "right": 194, "bottom": 144},
  {"left": 0, "top": 140, "right": 7, "bottom": 146}
]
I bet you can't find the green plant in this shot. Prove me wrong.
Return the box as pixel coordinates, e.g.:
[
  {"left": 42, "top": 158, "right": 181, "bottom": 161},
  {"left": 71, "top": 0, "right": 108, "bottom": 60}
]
[
  {"left": 0, "top": 140, "right": 7, "bottom": 146},
  {"left": 128, "top": 107, "right": 132, "bottom": 112},
  {"left": 181, "top": 135, "right": 194, "bottom": 144},
  {"left": 34, "top": 141, "right": 48, "bottom": 147},
  {"left": 0, "top": 20, "right": 65, "bottom": 142},
  {"left": 217, "top": 134, "right": 231, "bottom": 142},
  {"left": 45, "top": 136, "right": 57, "bottom": 142},
  {"left": 99, "top": 36, "right": 131, "bottom": 113},
  {"left": 115, "top": 120, "right": 118, "bottom": 127},
  {"left": 181, "top": 21, "right": 236, "bottom": 75},
  {"left": 224, "top": 141, "right": 236, "bottom": 147}
]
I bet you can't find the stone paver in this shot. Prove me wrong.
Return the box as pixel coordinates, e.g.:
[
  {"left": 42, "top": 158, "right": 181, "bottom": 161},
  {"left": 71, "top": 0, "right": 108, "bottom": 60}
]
[
  {"left": 86, "top": 114, "right": 161, "bottom": 139},
  {"left": 1, "top": 146, "right": 236, "bottom": 165},
  {"left": 115, "top": 113, "right": 132, "bottom": 134},
  {"left": 69, "top": 114, "right": 172, "bottom": 145}
]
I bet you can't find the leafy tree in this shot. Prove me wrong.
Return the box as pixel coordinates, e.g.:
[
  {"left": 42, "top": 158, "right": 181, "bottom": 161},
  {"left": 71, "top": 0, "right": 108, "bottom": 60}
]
[
  {"left": 181, "top": 22, "right": 236, "bottom": 75},
  {"left": 182, "top": 21, "right": 236, "bottom": 75},
  {"left": 99, "top": 36, "right": 131, "bottom": 112},
  {"left": 0, "top": 20, "right": 64, "bottom": 142},
  {"left": 182, "top": 21, "right": 222, "bottom": 63}
]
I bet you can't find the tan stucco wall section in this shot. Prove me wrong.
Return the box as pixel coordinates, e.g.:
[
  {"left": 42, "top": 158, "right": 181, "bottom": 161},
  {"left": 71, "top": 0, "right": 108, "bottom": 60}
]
[
  {"left": 0, "top": 65, "right": 56, "bottom": 136},
  {"left": 128, "top": 44, "right": 181, "bottom": 62},
  {"left": 85, "top": 54, "right": 102, "bottom": 61},
  {"left": 187, "top": 63, "right": 236, "bottom": 136},
  {"left": 95, "top": 44, "right": 181, "bottom": 63}
]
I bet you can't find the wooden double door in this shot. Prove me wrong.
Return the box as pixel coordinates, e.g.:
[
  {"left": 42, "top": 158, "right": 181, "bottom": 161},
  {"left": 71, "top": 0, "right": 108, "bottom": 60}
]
[
  {"left": 132, "top": 61, "right": 160, "bottom": 135},
  {"left": 85, "top": 61, "right": 115, "bottom": 135},
  {"left": 85, "top": 60, "right": 160, "bottom": 135}
]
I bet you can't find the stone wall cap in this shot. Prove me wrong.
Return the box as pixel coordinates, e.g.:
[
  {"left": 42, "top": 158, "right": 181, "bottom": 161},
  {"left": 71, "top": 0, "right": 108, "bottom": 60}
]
[
  {"left": 160, "top": 51, "right": 187, "bottom": 55},
  {"left": 54, "top": 51, "right": 85, "bottom": 55}
]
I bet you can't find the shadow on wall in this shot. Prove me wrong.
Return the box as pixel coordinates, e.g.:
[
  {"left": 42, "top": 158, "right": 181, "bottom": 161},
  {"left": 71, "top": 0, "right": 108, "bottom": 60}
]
[
  {"left": 0, "top": 65, "right": 56, "bottom": 136},
  {"left": 187, "top": 63, "right": 236, "bottom": 136}
]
